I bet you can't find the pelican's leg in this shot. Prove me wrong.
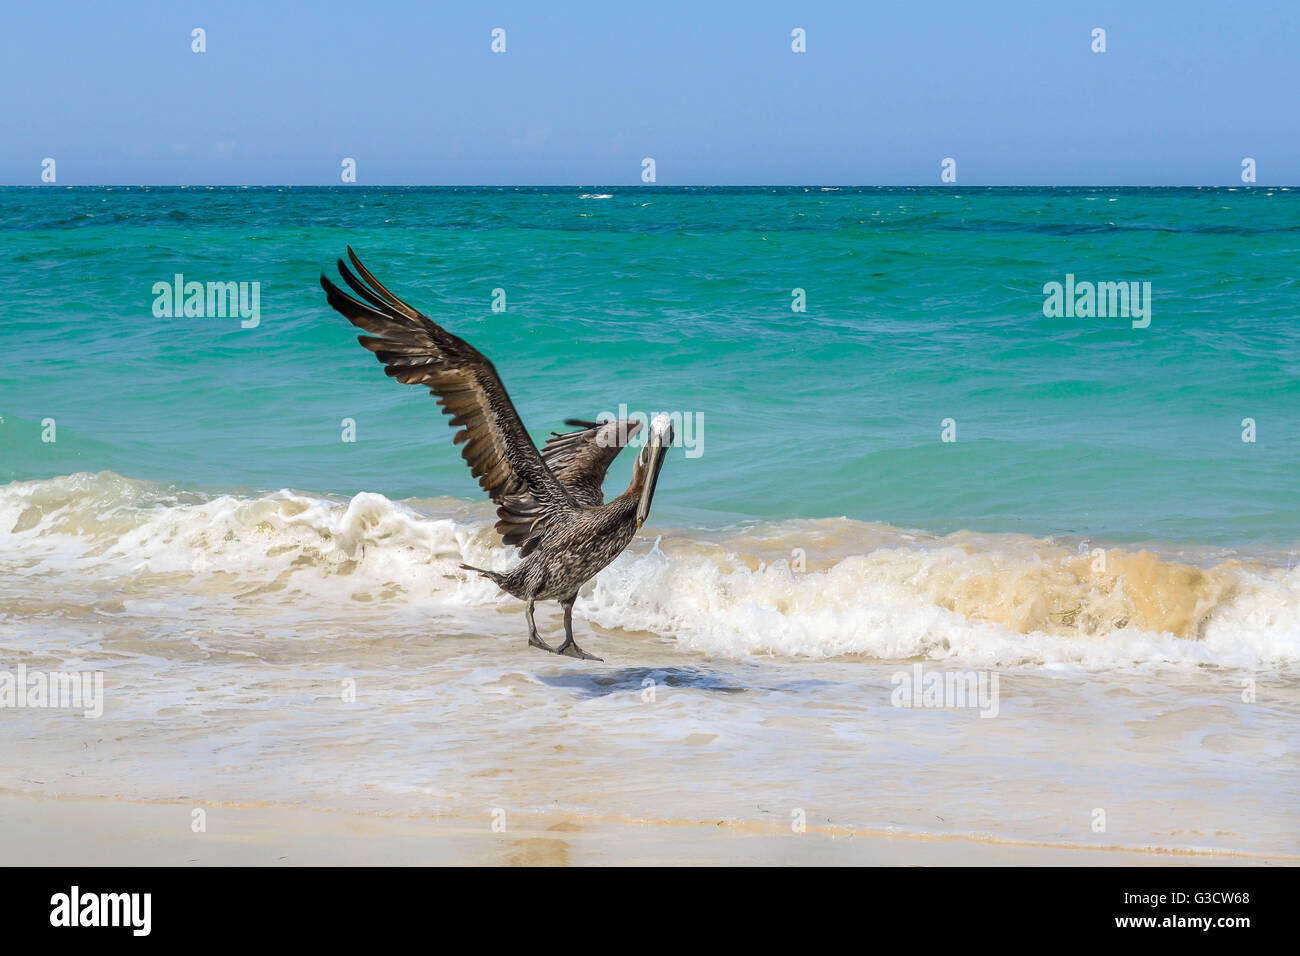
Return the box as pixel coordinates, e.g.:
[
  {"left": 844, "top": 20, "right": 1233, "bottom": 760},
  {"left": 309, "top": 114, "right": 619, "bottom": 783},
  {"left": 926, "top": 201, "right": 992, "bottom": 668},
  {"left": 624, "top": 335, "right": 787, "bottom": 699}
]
[
  {"left": 555, "top": 596, "right": 602, "bottom": 661},
  {"left": 526, "top": 600, "right": 555, "bottom": 653}
]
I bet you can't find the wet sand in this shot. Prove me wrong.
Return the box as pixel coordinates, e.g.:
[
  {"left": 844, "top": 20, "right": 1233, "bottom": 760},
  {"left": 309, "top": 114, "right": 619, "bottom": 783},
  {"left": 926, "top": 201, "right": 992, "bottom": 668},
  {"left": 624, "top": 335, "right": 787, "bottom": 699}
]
[
  {"left": 1, "top": 794, "right": 1288, "bottom": 866},
  {"left": 3, "top": 478, "right": 1297, "bottom": 865}
]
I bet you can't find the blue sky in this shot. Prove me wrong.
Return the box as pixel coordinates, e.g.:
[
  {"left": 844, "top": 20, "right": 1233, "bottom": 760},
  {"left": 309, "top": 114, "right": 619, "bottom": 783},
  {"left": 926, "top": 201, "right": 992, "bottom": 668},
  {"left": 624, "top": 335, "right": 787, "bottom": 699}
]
[{"left": 2, "top": 0, "right": 1296, "bottom": 185}]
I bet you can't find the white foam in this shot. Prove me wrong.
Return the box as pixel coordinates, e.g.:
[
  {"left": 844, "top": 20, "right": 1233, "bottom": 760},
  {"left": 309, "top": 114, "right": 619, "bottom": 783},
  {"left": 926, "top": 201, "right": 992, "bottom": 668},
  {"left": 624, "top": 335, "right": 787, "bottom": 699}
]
[
  {"left": 2, "top": 472, "right": 1297, "bottom": 672},
  {"left": 583, "top": 543, "right": 1300, "bottom": 670}
]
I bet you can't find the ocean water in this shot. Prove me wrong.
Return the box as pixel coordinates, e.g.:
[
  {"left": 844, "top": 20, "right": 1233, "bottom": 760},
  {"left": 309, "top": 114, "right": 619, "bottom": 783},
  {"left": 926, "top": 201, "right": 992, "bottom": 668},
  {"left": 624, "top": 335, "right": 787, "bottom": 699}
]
[
  {"left": 3, "top": 186, "right": 1298, "bottom": 543},
  {"left": 1, "top": 187, "right": 1297, "bottom": 857}
]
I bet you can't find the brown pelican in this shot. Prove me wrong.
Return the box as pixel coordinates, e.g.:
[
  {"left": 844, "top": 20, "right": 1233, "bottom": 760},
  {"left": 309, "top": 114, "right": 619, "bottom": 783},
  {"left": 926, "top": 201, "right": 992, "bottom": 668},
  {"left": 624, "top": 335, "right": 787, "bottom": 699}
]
[{"left": 320, "top": 248, "right": 672, "bottom": 661}]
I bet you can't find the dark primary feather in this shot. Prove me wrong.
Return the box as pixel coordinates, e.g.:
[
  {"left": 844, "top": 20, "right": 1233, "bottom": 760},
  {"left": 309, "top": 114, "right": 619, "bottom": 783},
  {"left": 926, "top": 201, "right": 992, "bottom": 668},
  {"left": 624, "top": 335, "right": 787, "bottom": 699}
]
[
  {"left": 319, "top": 248, "right": 574, "bottom": 553},
  {"left": 541, "top": 419, "right": 643, "bottom": 506}
]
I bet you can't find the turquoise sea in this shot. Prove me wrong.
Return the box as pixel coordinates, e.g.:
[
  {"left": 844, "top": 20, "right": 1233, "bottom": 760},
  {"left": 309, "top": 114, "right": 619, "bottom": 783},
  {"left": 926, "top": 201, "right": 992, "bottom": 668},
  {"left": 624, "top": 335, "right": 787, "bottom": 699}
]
[
  {"left": 2, "top": 187, "right": 1298, "bottom": 857},
  {"left": 2, "top": 186, "right": 1297, "bottom": 546}
]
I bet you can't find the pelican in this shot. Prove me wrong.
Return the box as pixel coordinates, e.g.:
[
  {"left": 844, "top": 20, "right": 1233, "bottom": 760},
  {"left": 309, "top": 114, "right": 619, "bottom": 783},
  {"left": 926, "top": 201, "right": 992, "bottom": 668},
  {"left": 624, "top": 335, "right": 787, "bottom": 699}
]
[{"left": 320, "top": 248, "right": 672, "bottom": 661}]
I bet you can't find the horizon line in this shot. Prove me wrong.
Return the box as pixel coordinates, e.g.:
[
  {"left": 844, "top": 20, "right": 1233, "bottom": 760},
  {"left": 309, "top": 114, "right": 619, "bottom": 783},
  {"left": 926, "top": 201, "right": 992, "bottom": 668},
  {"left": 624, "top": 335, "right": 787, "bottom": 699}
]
[{"left": 2, "top": 183, "right": 1293, "bottom": 189}]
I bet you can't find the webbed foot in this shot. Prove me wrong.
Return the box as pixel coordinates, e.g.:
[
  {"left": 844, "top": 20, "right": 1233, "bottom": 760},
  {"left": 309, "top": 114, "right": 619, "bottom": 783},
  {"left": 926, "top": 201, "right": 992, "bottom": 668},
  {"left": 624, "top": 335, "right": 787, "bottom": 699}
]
[{"left": 555, "top": 639, "right": 602, "bottom": 661}]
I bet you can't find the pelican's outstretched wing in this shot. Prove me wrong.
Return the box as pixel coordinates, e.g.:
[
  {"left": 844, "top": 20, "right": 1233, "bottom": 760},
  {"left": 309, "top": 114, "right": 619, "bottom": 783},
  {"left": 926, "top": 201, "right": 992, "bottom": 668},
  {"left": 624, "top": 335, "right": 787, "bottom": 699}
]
[
  {"left": 320, "top": 248, "right": 574, "bottom": 548},
  {"left": 541, "top": 419, "right": 643, "bottom": 506}
]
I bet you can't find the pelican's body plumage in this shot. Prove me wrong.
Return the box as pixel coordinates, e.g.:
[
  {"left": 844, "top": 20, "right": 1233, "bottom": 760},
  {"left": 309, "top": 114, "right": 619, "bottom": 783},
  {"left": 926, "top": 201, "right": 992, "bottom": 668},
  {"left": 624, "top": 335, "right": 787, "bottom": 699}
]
[
  {"left": 477, "top": 493, "right": 639, "bottom": 603},
  {"left": 320, "top": 248, "right": 673, "bottom": 660}
]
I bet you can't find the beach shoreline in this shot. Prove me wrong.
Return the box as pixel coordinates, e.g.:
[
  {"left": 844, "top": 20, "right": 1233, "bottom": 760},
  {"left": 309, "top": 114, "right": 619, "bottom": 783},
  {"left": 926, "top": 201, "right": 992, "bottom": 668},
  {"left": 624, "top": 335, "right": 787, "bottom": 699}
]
[
  {"left": 1, "top": 793, "right": 1290, "bottom": 867},
  {"left": 2, "top": 472, "right": 1297, "bottom": 864}
]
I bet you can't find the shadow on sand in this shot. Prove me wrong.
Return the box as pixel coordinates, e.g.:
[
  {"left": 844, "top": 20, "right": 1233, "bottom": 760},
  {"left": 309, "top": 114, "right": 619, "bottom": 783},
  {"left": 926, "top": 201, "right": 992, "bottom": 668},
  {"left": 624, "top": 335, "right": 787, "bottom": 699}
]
[{"left": 537, "top": 666, "right": 750, "bottom": 698}]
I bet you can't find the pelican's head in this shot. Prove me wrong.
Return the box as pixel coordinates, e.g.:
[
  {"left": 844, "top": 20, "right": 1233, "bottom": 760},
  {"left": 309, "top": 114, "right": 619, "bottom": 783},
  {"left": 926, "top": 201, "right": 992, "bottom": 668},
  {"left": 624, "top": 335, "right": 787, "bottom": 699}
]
[{"left": 636, "top": 414, "right": 674, "bottom": 529}]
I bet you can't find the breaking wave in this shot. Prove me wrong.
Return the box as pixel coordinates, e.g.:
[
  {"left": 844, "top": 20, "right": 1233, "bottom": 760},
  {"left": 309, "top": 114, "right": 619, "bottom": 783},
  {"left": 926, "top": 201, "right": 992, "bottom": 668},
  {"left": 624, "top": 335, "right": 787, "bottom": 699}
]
[{"left": 2, "top": 472, "right": 1297, "bottom": 671}]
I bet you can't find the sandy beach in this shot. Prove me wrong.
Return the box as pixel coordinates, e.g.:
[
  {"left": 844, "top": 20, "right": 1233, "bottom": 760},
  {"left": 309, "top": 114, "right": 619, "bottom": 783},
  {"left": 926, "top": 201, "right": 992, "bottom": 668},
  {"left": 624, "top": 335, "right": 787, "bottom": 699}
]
[
  {"left": 2, "top": 476, "right": 1297, "bottom": 866},
  {"left": 4, "top": 793, "right": 1290, "bottom": 867}
]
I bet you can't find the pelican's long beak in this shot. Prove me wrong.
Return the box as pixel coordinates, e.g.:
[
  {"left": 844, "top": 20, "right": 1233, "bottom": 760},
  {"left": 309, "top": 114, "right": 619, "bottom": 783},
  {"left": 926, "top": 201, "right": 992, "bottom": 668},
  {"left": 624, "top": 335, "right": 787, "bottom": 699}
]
[{"left": 636, "top": 433, "right": 669, "bottom": 529}]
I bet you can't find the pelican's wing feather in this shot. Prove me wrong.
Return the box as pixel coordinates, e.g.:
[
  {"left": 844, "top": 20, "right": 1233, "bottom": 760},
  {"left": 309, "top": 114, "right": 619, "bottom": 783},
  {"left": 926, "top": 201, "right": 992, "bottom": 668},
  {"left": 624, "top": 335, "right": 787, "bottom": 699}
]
[
  {"left": 541, "top": 419, "right": 643, "bottom": 506},
  {"left": 320, "top": 248, "right": 574, "bottom": 550}
]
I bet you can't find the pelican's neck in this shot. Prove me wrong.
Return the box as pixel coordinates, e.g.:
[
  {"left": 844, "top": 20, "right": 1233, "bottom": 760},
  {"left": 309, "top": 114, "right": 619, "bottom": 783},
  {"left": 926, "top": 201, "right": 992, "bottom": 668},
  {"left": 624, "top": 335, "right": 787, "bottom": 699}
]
[{"left": 620, "top": 452, "right": 649, "bottom": 502}]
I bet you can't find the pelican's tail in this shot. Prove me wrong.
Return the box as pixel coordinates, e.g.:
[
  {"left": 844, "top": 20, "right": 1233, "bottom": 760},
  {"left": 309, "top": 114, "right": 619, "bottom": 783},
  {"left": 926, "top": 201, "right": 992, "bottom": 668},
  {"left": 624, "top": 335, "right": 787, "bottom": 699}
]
[{"left": 460, "top": 563, "right": 504, "bottom": 586}]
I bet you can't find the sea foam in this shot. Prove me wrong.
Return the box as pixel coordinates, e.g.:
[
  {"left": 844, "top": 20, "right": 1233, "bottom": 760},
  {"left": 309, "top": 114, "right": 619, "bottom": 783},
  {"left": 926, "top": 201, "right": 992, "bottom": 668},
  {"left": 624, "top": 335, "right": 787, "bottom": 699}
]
[{"left": 2, "top": 472, "right": 1296, "bottom": 672}]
